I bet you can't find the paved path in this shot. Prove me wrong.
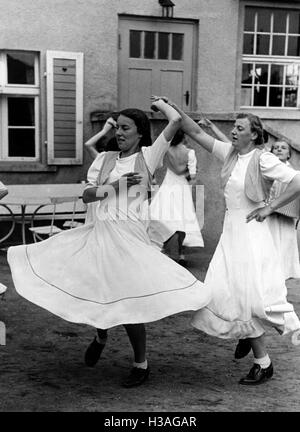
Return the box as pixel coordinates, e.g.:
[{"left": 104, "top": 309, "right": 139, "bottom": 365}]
[{"left": 0, "top": 249, "right": 299, "bottom": 412}]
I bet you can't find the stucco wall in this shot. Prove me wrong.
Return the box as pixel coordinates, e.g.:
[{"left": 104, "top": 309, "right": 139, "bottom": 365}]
[{"left": 1, "top": 0, "right": 300, "bottom": 252}]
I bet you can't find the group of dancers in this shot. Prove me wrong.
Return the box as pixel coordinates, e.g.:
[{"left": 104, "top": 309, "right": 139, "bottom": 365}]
[{"left": 4, "top": 96, "right": 300, "bottom": 388}]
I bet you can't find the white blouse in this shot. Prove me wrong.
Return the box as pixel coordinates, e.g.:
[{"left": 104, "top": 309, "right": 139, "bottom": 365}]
[
  {"left": 86, "top": 132, "right": 170, "bottom": 188},
  {"left": 212, "top": 139, "right": 297, "bottom": 185},
  {"left": 212, "top": 139, "right": 298, "bottom": 210}
]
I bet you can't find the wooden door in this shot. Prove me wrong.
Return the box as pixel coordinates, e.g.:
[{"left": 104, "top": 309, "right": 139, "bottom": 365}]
[{"left": 118, "top": 17, "right": 196, "bottom": 111}]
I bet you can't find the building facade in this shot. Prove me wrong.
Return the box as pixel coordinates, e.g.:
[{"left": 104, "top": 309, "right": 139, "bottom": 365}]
[{"left": 1, "top": 0, "right": 300, "bottom": 252}]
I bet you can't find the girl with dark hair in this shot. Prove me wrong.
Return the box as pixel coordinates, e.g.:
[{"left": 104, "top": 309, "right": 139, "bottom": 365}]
[
  {"left": 162, "top": 98, "right": 300, "bottom": 385},
  {"left": 148, "top": 129, "right": 203, "bottom": 265},
  {"left": 7, "top": 99, "right": 211, "bottom": 388}
]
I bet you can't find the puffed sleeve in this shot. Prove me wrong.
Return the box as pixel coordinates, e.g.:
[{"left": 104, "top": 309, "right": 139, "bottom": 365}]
[
  {"left": 260, "top": 151, "right": 298, "bottom": 184},
  {"left": 212, "top": 139, "right": 232, "bottom": 162},
  {"left": 187, "top": 149, "right": 197, "bottom": 176},
  {"left": 142, "top": 132, "right": 171, "bottom": 174},
  {"left": 84, "top": 152, "right": 106, "bottom": 189}
]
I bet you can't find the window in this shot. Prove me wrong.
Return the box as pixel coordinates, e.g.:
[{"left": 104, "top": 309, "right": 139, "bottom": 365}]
[
  {"left": 0, "top": 51, "right": 40, "bottom": 161},
  {"left": 241, "top": 7, "right": 300, "bottom": 108},
  {"left": 129, "top": 30, "right": 184, "bottom": 60}
]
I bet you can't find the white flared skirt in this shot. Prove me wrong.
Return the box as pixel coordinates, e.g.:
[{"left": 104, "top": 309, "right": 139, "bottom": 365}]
[
  {"left": 267, "top": 213, "right": 300, "bottom": 280},
  {"left": 148, "top": 169, "right": 204, "bottom": 249},
  {"left": 8, "top": 217, "right": 211, "bottom": 329},
  {"left": 191, "top": 208, "right": 300, "bottom": 339}
]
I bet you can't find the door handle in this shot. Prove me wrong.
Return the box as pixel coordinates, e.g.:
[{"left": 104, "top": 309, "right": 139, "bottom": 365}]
[{"left": 184, "top": 91, "right": 190, "bottom": 106}]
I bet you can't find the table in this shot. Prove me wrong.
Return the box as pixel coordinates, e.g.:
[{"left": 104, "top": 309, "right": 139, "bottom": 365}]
[{"left": 0, "top": 183, "right": 86, "bottom": 245}]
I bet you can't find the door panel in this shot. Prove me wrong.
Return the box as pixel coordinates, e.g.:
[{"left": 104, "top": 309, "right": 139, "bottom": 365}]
[
  {"left": 119, "top": 17, "right": 196, "bottom": 111},
  {"left": 160, "top": 70, "right": 183, "bottom": 108},
  {"left": 128, "top": 68, "right": 152, "bottom": 107}
]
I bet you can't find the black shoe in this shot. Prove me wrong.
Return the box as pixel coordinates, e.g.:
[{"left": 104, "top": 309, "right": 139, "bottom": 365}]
[
  {"left": 234, "top": 338, "right": 252, "bottom": 359},
  {"left": 84, "top": 337, "right": 106, "bottom": 367},
  {"left": 239, "top": 362, "right": 273, "bottom": 385},
  {"left": 121, "top": 367, "right": 150, "bottom": 388}
]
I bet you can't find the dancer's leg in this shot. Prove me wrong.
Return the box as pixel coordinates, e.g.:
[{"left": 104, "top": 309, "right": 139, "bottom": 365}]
[
  {"left": 239, "top": 334, "right": 273, "bottom": 385},
  {"left": 84, "top": 328, "right": 108, "bottom": 367},
  {"left": 122, "top": 323, "right": 149, "bottom": 388}
]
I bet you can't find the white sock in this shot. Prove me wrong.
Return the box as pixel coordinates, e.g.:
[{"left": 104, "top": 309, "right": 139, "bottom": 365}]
[
  {"left": 253, "top": 354, "right": 271, "bottom": 369},
  {"left": 133, "top": 360, "right": 148, "bottom": 370}
]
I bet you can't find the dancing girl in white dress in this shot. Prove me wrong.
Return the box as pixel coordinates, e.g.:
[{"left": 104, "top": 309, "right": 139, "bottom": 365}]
[
  {"left": 266, "top": 140, "right": 300, "bottom": 280},
  {"left": 162, "top": 98, "right": 300, "bottom": 385},
  {"left": 148, "top": 129, "right": 203, "bottom": 265},
  {"left": 7, "top": 98, "right": 211, "bottom": 388}
]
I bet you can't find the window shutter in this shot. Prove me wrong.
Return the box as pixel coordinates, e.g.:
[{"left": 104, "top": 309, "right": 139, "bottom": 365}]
[{"left": 46, "top": 51, "right": 83, "bottom": 165}]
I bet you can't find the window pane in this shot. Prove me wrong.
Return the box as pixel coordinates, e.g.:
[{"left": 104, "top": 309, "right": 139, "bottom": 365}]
[
  {"left": 130, "top": 30, "right": 141, "bottom": 58},
  {"left": 273, "top": 9, "right": 287, "bottom": 33},
  {"left": 241, "top": 86, "right": 252, "bottom": 106},
  {"left": 8, "top": 129, "right": 35, "bottom": 157},
  {"left": 7, "top": 52, "right": 35, "bottom": 85},
  {"left": 269, "top": 87, "right": 283, "bottom": 106},
  {"left": 158, "top": 33, "right": 169, "bottom": 59},
  {"left": 254, "top": 86, "right": 267, "bottom": 106},
  {"left": 288, "top": 36, "right": 300, "bottom": 56},
  {"left": 8, "top": 97, "right": 34, "bottom": 126},
  {"left": 286, "top": 64, "right": 300, "bottom": 86},
  {"left": 289, "top": 11, "right": 300, "bottom": 34},
  {"left": 257, "top": 8, "right": 271, "bottom": 32},
  {"left": 270, "top": 65, "right": 284, "bottom": 85},
  {"left": 256, "top": 34, "right": 270, "bottom": 55},
  {"left": 242, "top": 63, "right": 253, "bottom": 84},
  {"left": 244, "top": 7, "right": 255, "bottom": 32},
  {"left": 272, "top": 35, "right": 286, "bottom": 56},
  {"left": 144, "top": 32, "right": 155, "bottom": 59},
  {"left": 243, "top": 34, "right": 254, "bottom": 54},
  {"left": 172, "top": 33, "right": 183, "bottom": 60},
  {"left": 255, "top": 64, "right": 268, "bottom": 84},
  {"left": 284, "top": 87, "right": 298, "bottom": 107}
]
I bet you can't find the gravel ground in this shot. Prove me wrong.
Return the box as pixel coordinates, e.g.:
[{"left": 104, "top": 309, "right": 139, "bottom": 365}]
[{"left": 0, "top": 248, "right": 300, "bottom": 412}]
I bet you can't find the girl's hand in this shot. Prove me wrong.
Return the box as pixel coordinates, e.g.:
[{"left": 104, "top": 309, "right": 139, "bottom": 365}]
[
  {"left": 122, "top": 172, "right": 143, "bottom": 186},
  {"left": 150, "top": 95, "right": 171, "bottom": 112},
  {"left": 110, "top": 172, "right": 143, "bottom": 192},
  {"left": 106, "top": 117, "right": 117, "bottom": 128},
  {"left": 198, "top": 118, "right": 212, "bottom": 128},
  {"left": 246, "top": 205, "right": 273, "bottom": 223}
]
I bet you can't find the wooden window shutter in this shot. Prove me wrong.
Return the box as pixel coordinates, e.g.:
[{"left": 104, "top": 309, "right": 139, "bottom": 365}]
[{"left": 46, "top": 51, "right": 83, "bottom": 165}]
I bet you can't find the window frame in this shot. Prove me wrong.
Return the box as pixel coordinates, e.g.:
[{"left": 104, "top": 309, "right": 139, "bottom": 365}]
[
  {"left": 240, "top": 2, "right": 300, "bottom": 111},
  {"left": 0, "top": 50, "right": 40, "bottom": 162}
]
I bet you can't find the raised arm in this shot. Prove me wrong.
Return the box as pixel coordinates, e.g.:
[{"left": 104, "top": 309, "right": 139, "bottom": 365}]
[
  {"left": 161, "top": 99, "right": 215, "bottom": 153},
  {"left": 142, "top": 97, "right": 182, "bottom": 174},
  {"left": 84, "top": 117, "right": 117, "bottom": 159},
  {"left": 198, "top": 118, "right": 231, "bottom": 143},
  {"left": 150, "top": 96, "right": 182, "bottom": 141}
]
